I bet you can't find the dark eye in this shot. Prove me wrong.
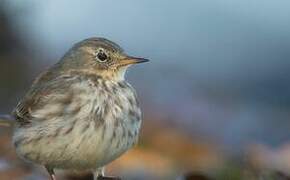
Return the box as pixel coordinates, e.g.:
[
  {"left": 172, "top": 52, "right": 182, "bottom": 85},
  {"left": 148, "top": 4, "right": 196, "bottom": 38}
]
[{"left": 96, "top": 50, "right": 108, "bottom": 62}]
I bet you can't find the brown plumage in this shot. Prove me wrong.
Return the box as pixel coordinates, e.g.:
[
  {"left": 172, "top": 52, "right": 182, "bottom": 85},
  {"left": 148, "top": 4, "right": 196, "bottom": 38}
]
[{"left": 10, "top": 37, "right": 148, "bottom": 180}]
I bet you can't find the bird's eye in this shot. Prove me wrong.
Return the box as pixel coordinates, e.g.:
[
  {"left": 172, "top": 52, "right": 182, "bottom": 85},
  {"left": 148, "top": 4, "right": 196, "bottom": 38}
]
[{"left": 96, "top": 49, "right": 108, "bottom": 62}]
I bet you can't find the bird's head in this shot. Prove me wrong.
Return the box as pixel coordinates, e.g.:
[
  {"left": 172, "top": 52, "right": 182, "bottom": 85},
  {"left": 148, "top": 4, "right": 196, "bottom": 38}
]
[{"left": 58, "top": 37, "right": 149, "bottom": 81}]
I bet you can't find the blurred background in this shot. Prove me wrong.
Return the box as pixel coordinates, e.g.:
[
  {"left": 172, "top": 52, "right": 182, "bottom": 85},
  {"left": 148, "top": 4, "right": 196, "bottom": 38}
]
[{"left": 1, "top": 0, "right": 290, "bottom": 179}]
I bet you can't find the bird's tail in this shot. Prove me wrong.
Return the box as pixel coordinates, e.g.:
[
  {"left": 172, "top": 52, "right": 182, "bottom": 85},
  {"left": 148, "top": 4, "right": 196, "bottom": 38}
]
[{"left": 0, "top": 114, "right": 14, "bottom": 127}]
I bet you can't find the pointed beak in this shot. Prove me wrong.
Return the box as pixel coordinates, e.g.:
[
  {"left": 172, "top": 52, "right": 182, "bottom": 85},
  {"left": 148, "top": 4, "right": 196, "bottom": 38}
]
[{"left": 119, "top": 56, "right": 149, "bottom": 66}]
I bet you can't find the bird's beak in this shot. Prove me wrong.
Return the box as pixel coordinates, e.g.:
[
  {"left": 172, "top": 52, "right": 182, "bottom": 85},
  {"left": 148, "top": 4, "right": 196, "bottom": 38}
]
[{"left": 119, "top": 56, "right": 149, "bottom": 66}]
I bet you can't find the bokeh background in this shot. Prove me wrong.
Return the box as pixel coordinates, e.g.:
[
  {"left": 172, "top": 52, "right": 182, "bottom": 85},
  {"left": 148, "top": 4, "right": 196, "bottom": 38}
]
[{"left": 1, "top": 0, "right": 290, "bottom": 179}]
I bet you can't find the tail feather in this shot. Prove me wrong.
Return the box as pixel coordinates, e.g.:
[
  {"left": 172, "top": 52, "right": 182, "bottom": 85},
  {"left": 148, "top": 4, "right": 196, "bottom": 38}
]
[{"left": 0, "top": 114, "right": 14, "bottom": 127}]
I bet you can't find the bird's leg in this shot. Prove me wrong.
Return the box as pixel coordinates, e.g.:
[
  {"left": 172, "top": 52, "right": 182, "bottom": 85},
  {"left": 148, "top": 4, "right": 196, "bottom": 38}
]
[
  {"left": 45, "top": 166, "right": 56, "bottom": 180},
  {"left": 94, "top": 167, "right": 121, "bottom": 180},
  {"left": 93, "top": 167, "right": 105, "bottom": 180}
]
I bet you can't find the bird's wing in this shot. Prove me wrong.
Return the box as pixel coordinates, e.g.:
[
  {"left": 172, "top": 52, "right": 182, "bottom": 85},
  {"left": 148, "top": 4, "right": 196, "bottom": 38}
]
[{"left": 13, "top": 72, "right": 79, "bottom": 126}]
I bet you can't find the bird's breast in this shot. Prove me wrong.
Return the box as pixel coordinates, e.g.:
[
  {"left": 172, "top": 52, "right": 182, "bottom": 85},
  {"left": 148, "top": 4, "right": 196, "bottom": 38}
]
[{"left": 78, "top": 79, "right": 142, "bottom": 167}]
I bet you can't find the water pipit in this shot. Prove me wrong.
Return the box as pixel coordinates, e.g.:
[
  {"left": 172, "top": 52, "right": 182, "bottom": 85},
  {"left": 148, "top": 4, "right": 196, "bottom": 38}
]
[{"left": 9, "top": 37, "right": 148, "bottom": 180}]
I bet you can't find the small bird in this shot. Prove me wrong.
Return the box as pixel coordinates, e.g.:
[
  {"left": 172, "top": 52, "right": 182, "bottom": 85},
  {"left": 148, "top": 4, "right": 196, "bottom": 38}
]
[{"left": 4, "top": 37, "right": 148, "bottom": 180}]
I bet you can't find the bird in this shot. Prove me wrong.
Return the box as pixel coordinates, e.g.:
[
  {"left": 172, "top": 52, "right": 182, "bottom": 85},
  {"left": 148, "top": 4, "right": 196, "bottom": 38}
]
[{"left": 2, "top": 37, "right": 149, "bottom": 180}]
